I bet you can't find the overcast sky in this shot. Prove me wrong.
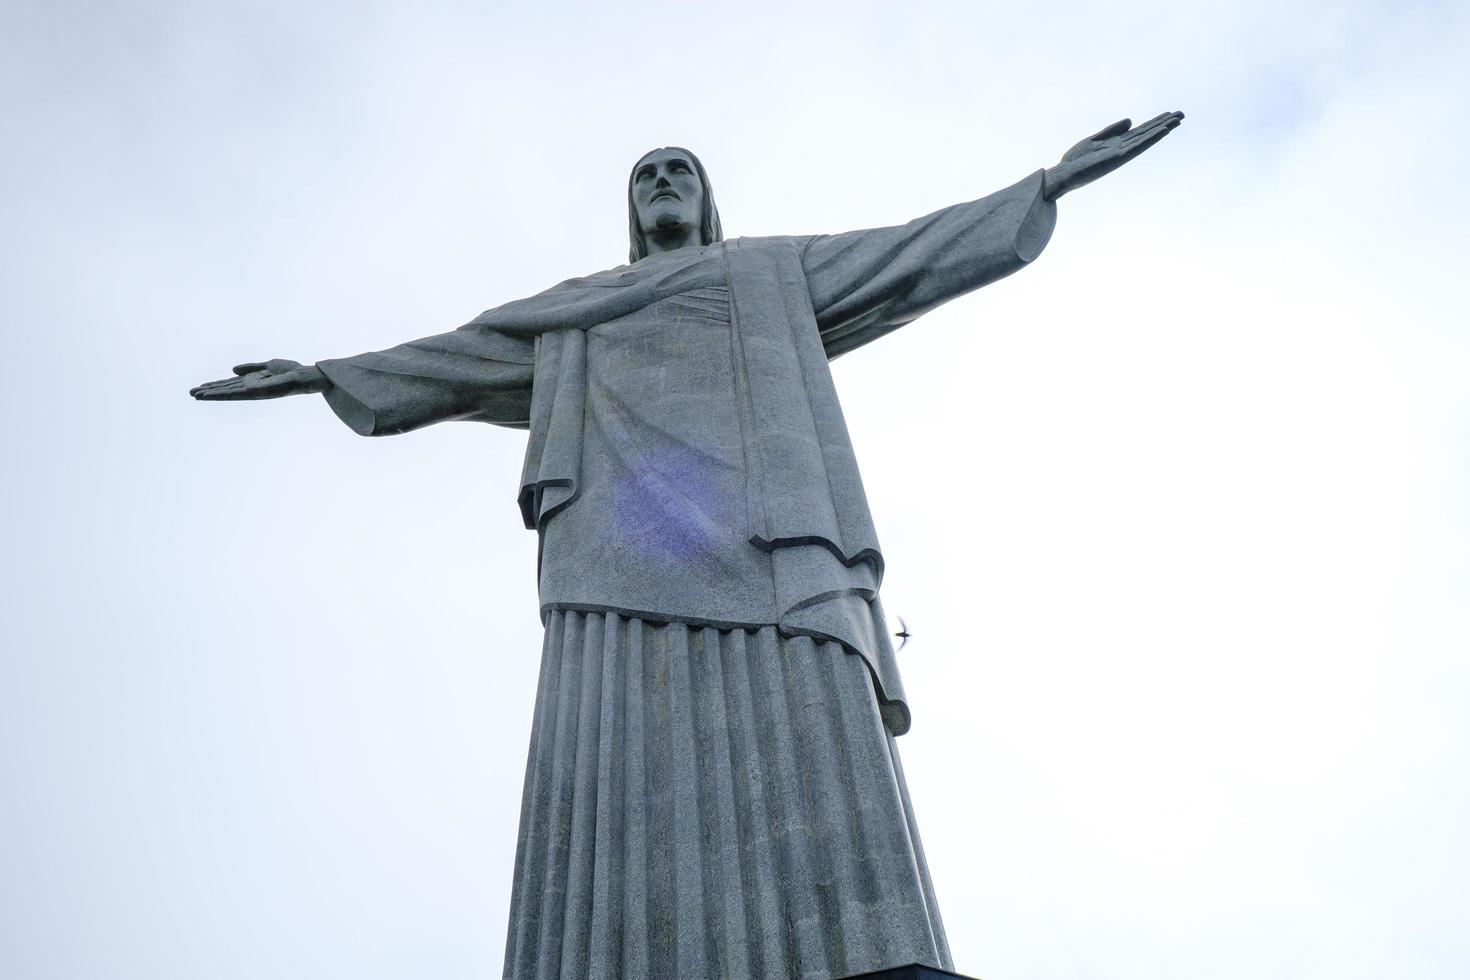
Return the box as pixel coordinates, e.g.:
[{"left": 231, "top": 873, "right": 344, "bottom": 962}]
[{"left": 2, "top": 1, "right": 1467, "bottom": 977}]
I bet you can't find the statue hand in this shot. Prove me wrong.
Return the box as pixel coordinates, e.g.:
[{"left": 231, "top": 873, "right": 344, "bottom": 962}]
[
  {"left": 1043, "top": 110, "right": 1184, "bottom": 200},
  {"left": 190, "top": 359, "right": 330, "bottom": 400}
]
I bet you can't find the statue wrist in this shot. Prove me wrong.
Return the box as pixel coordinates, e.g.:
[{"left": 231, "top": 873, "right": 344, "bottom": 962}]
[
  {"left": 298, "top": 364, "right": 331, "bottom": 394},
  {"left": 1043, "top": 163, "right": 1068, "bottom": 201}
]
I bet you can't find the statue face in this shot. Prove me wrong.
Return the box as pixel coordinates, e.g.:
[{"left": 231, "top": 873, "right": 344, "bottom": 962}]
[{"left": 631, "top": 149, "right": 704, "bottom": 241}]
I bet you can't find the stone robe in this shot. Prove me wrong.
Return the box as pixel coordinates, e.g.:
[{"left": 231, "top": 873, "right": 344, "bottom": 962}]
[{"left": 316, "top": 170, "right": 1057, "bottom": 739}]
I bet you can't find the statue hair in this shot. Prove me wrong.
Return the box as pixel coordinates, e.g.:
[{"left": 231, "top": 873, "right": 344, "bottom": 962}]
[{"left": 627, "top": 147, "right": 724, "bottom": 264}]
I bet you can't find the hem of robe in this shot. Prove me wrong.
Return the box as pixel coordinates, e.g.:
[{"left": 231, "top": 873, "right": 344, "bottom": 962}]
[
  {"left": 318, "top": 365, "right": 535, "bottom": 435},
  {"left": 540, "top": 598, "right": 911, "bottom": 736},
  {"left": 504, "top": 610, "right": 952, "bottom": 980},
  {"left": 318, "top": 373, "right": 378, "bottom": 435}
]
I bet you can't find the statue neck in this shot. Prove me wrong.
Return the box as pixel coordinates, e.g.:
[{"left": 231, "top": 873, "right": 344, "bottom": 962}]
[{"left": 642, "top": 224, "right": 702, "bottom": 256}]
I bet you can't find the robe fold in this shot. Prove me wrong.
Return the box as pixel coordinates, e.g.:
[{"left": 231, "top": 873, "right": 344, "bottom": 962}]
[{"left": 318, "top": 170, "right": 1057, "bottom": 738}]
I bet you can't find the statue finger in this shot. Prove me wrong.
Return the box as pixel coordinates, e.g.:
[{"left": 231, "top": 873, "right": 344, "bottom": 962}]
[
  {"left": 1123, "top": 111, "right": 1184, "bottom": 145},
  {"left": 1120, "top": 115, "right": 1170, "bottom": 145},
  {"left": 233, "top": 362, "right": 268, "bottom": 376},
  {"left": 1124, "top": 124, "right": 1173, "bottom": 148},
  {"left": 193, "top": 385, "right": 241, "bottom": 400},
  {"left": 1127, "top": 111, "right": 1174, "bottom": 134},
  {"left": 196, "top": 382, "right": 268, "bottom": 400},
  {"left": 1120, "top": 126, "right": 1173, "bottom": 159},
  {"left": 1122, "top": 114, "right": 1179, "bottom": 148}
]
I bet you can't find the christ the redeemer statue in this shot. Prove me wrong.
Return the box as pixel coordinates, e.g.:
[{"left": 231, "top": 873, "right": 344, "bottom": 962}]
[{"left": 193, "top": 111, "right": 1183, "bottom": 980}]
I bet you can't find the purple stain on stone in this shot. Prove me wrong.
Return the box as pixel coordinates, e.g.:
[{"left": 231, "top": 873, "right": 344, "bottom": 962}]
[{"left": 612, "top": 445, "right": 732, "bottom": 561}]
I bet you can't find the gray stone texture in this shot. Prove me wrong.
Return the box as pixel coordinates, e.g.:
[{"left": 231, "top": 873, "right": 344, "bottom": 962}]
[{"left": 505, "top": 611, "right": 949, "bottom": 979}]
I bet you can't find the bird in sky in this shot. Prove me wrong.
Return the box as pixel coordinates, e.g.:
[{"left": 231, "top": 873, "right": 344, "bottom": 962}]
[{"left": 895, "top": 616, "right": 912, "bottom": 651}]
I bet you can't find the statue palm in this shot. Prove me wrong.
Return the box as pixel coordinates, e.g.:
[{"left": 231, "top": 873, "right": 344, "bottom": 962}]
[
  {"left": 1044, "top": 111, "right": 1184, "bottom": 200},
  {"left": 189, "top": 359, "right": 327, "bottom": 400}
]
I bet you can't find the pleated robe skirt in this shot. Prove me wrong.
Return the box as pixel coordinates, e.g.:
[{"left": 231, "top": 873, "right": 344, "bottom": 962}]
[{"left": 502, "top": 610, "right": 951, "bottom": 980}]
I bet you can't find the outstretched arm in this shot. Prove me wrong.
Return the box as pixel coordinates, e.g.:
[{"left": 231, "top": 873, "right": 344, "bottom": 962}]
[
  {"left": 804, "top": 108, "right": 1184, "bottom": 358},
  {"left": 803, "top": 171, "right": 1058, "bottom": 357},
  {"left": 190, "top": 327, "right": 535, "bottom": 435}
]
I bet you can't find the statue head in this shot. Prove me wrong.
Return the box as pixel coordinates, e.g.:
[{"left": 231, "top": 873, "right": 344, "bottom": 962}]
[{"left": 627, "top": 147, "right": 723, "bottom": 263}]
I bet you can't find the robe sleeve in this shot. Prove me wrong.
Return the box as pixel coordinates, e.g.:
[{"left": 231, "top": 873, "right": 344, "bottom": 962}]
[
  {"left": 801, "top": 169, "right": 1057, "bottom": 359},
  {"left": 315, "top": 326, "right": 534, "bottom": 436}
]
